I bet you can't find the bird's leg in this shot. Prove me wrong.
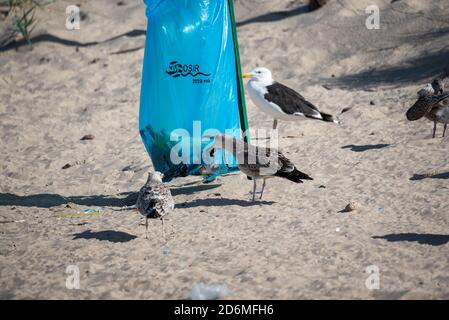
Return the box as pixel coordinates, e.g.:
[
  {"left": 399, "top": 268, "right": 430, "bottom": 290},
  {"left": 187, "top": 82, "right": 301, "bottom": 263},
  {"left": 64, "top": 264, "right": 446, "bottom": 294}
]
[
  {"left": 443, "top": 124, "right": 447, "bottom": 137},
  {"left": 145, "top": 217, "right": 149, "bottom": 239},
  {"left": 270, "top": 119, "right": 278, "bottom": 141},
  {"left": 252, "top": 179, "right": 257, "bottom": 202},
  {"left": 259, "top": 179, "right": 266, "bottom": 200},
  {"left": 433, "top": 122, "right": 437, "bottom": 138},
  {"left": 161, "top": 218, "right": 166, "bottom": 240}
]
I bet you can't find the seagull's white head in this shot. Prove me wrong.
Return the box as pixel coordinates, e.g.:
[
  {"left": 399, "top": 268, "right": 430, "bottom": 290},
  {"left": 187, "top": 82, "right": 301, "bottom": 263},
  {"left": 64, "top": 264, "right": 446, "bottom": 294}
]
[
  {"left": 417, "top": 83, "right": 435, "bottom": 97},
  {"left": 243, "top": 67, "right": 273, "bottom": 83},
  {"left": 148, "top": 171, "right": 163, "bottom": 184}
]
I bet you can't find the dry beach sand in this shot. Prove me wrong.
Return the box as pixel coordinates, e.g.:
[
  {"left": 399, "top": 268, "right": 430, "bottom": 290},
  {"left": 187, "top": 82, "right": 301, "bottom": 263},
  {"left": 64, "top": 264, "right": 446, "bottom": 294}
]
[{"left": 1, "top": 0, "right": 449, "bottom": 299}]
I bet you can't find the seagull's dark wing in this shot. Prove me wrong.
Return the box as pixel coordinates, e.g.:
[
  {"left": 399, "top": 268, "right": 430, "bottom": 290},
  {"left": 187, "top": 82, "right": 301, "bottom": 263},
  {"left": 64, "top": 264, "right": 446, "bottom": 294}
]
[
  {"left": 406, "top": 93, "right": 449, "bottom": 121},
  {"left": 274, "top": 151, "right": 313, "bottom": 183},
  {"left": 276, "top": 151, "right": 295, "bottom": 173},
  {"left": 264, "top": 82, "right": 322, "bottom": 118}
]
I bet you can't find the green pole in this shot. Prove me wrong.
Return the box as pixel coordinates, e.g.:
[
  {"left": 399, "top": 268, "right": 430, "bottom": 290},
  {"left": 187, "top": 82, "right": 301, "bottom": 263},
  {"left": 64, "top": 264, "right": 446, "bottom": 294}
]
[{"left": 228, "top": 0, "right": 250, "bottom": 144}]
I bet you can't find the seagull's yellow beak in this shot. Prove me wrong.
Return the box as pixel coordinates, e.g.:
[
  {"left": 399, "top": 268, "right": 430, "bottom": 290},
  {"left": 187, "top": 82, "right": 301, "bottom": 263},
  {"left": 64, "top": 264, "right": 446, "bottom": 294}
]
[{"left": 242, "top": 72, "right": 253, "bottom": 79}]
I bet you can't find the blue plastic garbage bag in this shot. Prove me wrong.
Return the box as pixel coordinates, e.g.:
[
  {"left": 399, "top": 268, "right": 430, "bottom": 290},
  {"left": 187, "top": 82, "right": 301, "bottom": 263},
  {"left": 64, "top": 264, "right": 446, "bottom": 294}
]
[{"left": 139, "top": 0, "right": 249, "bottom": 182}]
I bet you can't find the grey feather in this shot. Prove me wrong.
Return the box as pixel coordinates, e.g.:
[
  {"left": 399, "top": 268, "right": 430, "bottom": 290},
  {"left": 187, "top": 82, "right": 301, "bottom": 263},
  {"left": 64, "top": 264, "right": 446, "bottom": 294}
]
[
  {"left": 136, "top": 172, "right": 174, "bottom": 219},
  {"left": 212, "top": 135, "right": 313, "bottom": 183}
]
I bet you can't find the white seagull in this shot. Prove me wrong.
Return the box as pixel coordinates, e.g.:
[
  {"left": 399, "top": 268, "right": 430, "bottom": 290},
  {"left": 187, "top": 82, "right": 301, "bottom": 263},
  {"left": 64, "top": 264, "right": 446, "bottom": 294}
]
[{"left": 243, "top": 67, "right": 339, "bottom": 130}]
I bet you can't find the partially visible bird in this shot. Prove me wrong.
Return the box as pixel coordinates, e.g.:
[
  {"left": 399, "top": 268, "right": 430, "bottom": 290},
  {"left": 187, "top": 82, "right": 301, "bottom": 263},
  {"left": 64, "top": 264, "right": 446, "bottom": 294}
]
[
  {"left": 243, "top": 67, "right": 339, "bottom": 131},
  {"left": 207, "top": 134, "right": 313, "bottom": 201},
  {"left": 417, "top": 78, "right": 444, "bottom": 97},
  {"left": 407, "top": 77, "right": 449, "bottom": 138},
  {"left": 417, "top": 83, "right": 437, "bottom": 98},
  {"left": 136, "top": 171, "right": 174, "bottom": 239}
]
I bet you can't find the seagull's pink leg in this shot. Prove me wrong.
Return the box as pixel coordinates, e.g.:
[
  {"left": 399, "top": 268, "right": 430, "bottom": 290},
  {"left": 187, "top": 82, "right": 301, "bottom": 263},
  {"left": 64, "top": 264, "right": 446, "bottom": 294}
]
[
  {"left": 252, "top": 179, "right": 257, "bottom": 202},
  {"left": 259, "top": 179, "right": 266, "bottom": 200},
  {"left": 145, "top": 217, "right": 149, "bottom": 239}
]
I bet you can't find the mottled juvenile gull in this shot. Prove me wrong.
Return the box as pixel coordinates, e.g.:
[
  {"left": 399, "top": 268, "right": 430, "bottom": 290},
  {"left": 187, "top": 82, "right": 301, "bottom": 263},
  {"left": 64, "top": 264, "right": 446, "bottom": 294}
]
[
  {"left": 417, "top": 82, "right": 438, "bottom": 98},
  {"left": 136, "top": 171, "right": 174, "bottom": 238},
  {"left": 207, "top": 134, "right": 313, "bottom": 201},
  {"left": 407, "top": 78, "right": 449, "bottom": 138},
  {"left": 243, "top": 67, "right": 339, "bottom": 130}
]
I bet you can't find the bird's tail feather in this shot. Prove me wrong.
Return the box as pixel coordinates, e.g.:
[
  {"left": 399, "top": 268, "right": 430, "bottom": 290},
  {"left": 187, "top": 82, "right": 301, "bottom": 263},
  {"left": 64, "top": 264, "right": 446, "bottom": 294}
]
[
  {"left": 319, "top": 112, "right": 340, "bottom": 124},
  {"left": 276, "top": 168, "right": 313, "bottom": 183},
  {"left": 305, "top": 112, "right": 340, "bottom": 124}
]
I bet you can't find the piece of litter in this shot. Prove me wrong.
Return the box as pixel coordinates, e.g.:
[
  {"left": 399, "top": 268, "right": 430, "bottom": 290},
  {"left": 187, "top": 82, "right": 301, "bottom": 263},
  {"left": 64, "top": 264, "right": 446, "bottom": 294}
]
[
  {"left": 53, "top": 208, "right": 102, "bottom": 217},
  {"left": 336, "top": 227, "right": 340, "bottom": 232},
  {"left": 340, "top": 201, "right": 360, "bottom": 213},
  {"left": 340, "top": 107, "right": 352, "bottom": 114},
  {"left": 0, "top": 219, "right": 25, "bottom": 224},
  {"left": 189, "top": 282, "right": 229, "bottom": 300},
  {"left": 80, "top": 134, "right": 95, "bottom": 141},
  {"left": 163, "top": 244, "right": 169, "bottom": 256}
]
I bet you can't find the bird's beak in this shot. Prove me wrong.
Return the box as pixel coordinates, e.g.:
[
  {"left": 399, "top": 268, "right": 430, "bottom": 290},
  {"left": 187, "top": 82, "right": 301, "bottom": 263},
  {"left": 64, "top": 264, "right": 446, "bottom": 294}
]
[{"left": 242, "top": 72, "right": 253, "bottom": 79}]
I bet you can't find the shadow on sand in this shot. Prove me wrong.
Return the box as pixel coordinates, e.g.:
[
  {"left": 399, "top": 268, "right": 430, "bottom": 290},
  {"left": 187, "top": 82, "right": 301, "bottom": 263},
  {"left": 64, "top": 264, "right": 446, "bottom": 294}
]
[
  {"left": 176, "top": 197, "right": 275, "bottom": 208},
  {"left": 0, "top": 184, "right": 223, "bottom": 208},
  {"left": 0, "top": 29, "right": 146, "bottom": 52},
  {"left": 236, "top": 5, "right": 309, "bottom": 27},
  {"left": 373, "top": 233, "right": 449, "bottom": 246},
  {"left": 410, "top": 172, "right": 449, "bottom": 181},
  {"left": 0, "top": 192, "right": 138, "bottom": 208},
  {"left": 170, "top": 184, "right": 221, "bottom": 196},
  {"left": 328, "top": 49, "right": 449, "bottom": 89},
  {"left": 342, "top": 144, "right": 390, "bottom": 152},
  {"left": 72, "top": 230, "right": 137, "bottom": 243}
]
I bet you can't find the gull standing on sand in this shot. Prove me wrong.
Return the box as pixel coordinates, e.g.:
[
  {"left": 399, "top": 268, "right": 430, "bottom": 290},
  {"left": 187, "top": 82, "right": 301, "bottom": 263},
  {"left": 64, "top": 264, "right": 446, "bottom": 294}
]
[
  {"left": 207, "top": 134, "right": 313, "bottom": 201},
  {"left": 136, "top": 171, "right": 174, "bottom": 238},
  {"left": 243, "top": 67, "right": 339, "bottom": 130},
  {"left": 407, "top": 78, "right": 449, "bottom": 138}
]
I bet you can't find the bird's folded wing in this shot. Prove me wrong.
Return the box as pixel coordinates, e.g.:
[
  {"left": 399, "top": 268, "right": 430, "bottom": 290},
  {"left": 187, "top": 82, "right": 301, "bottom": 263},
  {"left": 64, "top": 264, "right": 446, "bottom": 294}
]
[
  {"left": 265, "top": 82, "right": 322, "bottom": 118},
  {"left": 147, "top": 185, "right": 174, "bottom": 211},
  {"left": 276, "top": 151, "right": 295, "bottom": 173},
  {"left": 406, "top": 95, "right": 442, "bottom": 121}
]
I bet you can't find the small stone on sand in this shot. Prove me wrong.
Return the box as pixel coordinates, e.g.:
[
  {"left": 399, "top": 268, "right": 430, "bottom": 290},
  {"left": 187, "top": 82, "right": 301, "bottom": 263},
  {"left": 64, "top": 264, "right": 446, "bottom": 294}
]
[
  {"left": 341, "top": 107, "right": 352, "bottom": 114},
  {"left": 340, "top": 201, "right": 360, "bottom": 212},
  {"left": 80, "top": 134, "right": 95, "bottom": 140}
]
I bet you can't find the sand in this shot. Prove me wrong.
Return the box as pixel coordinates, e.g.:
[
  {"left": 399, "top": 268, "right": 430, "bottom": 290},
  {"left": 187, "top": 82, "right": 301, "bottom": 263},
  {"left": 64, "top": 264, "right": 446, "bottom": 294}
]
[{"left": 1, "top": 0, "right": 449, "bottom": 299}]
